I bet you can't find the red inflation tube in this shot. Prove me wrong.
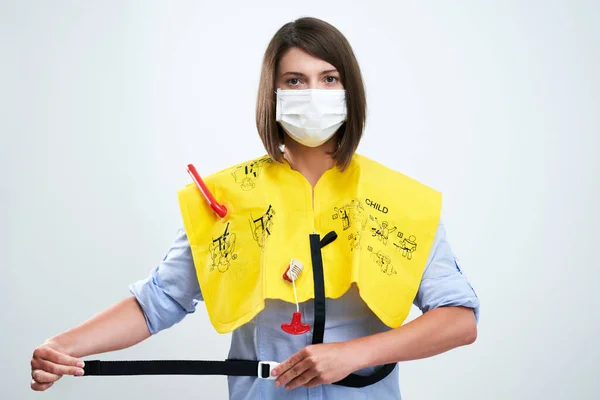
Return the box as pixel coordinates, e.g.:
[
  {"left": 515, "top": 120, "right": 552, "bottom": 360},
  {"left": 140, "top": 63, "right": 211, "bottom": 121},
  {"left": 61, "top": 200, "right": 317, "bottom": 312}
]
[{"left": 187, "top": 164, "right": 228, "bottom": 218}]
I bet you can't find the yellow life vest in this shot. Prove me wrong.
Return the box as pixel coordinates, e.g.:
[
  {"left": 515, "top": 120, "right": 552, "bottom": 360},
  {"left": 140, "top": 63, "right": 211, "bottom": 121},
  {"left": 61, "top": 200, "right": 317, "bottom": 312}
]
[{"left": 178, "top": 153, "right": 442, "bottom": 334}]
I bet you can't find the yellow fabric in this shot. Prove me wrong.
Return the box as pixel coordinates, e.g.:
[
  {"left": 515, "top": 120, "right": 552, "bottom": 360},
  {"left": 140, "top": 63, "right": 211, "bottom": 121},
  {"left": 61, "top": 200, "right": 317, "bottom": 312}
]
[{"left": 178, "top": 154, "right": 442, "bottom": 334}]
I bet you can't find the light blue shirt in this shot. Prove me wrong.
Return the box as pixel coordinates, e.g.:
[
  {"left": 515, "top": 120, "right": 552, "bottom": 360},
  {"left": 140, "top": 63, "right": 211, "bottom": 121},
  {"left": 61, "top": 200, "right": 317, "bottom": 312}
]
[{"left": 130, "top": 221, "right": 479, "bottom": 400}]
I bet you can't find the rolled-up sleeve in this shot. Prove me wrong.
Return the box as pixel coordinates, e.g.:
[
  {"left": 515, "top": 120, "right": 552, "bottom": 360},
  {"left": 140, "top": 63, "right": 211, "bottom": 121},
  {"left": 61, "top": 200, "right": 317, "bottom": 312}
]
[
  {"left": 414, "top": 221, "right": 480, "bottom": 323},
  {"left": 129, "top": 228, "right": 203, "bottom": 335}
]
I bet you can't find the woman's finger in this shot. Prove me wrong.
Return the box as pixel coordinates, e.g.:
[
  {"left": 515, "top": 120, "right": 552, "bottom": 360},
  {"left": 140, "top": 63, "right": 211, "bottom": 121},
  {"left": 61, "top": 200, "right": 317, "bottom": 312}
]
[
  {"left": 273, "top": 348, "right": 307, "bottom": 377},
  {"left": 285, "top": 368, "right": 318, "bottom": 391},
  {"left": 32, "top": 369, "right": 62, "bottom": 384},
  {"left": 36, "top": 359, "right": 84, "bottom": 376},
  {"left": 30, "top": 379, "right": 53, "bottom": 391},
  {"left": 276, "top": 358, "right": 312, "bottom": 388},
  {"left": 304, "top": 376, "right": 324, "bottom": 388},
  {"left": 35, "top": 346, "right": 84, "bottom": 368}
]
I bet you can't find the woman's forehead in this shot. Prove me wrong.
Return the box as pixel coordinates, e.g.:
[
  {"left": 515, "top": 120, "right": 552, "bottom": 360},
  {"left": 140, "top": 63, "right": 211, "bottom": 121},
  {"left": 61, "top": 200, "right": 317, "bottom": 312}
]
[{"left": 278, "top": 48, "right": 337, "bottom": 75}]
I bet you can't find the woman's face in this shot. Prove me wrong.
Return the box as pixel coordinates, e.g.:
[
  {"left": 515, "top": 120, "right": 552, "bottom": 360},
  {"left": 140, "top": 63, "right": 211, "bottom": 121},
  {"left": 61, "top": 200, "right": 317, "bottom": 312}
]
[{"left": 276, "top": 47, "right": 344, "bottom": 90}]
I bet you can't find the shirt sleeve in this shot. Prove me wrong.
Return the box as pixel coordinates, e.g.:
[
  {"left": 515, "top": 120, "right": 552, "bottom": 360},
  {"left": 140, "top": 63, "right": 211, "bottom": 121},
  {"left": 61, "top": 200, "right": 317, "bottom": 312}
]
[
  {"left": 413, "top": 220, "right": 480, "bottom": 323},
  {"left": 129, "top": 228, "right": 203, "bottom": 335}
]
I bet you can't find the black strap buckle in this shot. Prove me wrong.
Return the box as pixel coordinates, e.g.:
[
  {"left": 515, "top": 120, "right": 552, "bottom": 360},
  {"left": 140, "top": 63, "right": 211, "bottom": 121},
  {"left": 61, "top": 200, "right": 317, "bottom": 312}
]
[{"left": 257, "top": 361, "right": 278, "bottom": 379}]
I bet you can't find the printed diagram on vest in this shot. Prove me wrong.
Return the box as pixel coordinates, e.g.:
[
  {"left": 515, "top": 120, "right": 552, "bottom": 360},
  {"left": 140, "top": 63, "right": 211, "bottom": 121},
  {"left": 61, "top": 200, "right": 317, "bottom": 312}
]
[
  {"left": 393, "top": 232, "right": 417, "bottom": 260},
  {"left": 369, "top": 216, "right": 397, "bottom": 245},
  {"left": 332, "top": 200, "right": 367, "bottom": 251},
  {"left": 231, "top": 157, "right": 272, "bottom": 191},
  {"left": 209, "top": 222, "right": 238, "bottom": 272},
  {"left": 249, "top": 204, "right": 275, "bottom": 249},
  {"left": 367, "top": 246, "right": 396, "bottom": 276}
]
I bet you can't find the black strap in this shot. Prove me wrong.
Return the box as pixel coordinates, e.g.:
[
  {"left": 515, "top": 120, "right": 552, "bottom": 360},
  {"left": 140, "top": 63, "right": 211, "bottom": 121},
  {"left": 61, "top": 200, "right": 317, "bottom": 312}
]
[
  {"left": 310, "top": 233, "right": 328, "bottom": 345},
  {"left": 309, "top": 231, "right": 397, "bottom": 388},
  {"left": 81, "top": 230, "right": 396, "bottom": 387},
  {"left": 334, "top": 363, "right": 397, "bottom": 388},
  {"left": 83, "top": 359, "right": 270, "bottom": 378},
  {"left": 320, "top": 231, "right": 338, "bottom": 248}
]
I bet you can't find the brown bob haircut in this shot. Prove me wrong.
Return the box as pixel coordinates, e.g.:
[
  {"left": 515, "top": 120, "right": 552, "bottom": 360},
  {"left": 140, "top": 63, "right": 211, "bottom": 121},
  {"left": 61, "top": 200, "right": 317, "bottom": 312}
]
[{"left": 256, "top": 17, "right": 367, "bottom": 170}]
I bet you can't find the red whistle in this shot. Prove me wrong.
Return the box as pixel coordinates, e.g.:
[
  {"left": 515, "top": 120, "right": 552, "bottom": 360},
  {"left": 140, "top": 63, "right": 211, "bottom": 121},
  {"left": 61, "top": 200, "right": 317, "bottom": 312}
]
[
  {"left": 187, "top": 164, "right": 228, "bottom": 218},
  {"left": 281, "top": 312, "right": 310, "bottom": 335}
]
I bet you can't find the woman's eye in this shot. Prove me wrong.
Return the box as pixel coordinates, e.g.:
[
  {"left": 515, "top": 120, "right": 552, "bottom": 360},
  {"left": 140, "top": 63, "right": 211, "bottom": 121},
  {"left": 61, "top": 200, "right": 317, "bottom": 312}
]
[
  {"left": 325, "top": 76, "right": 339, "bottom": 84},
  {"left": 287, "top": 78, "right": 301, "bottom": 85}
]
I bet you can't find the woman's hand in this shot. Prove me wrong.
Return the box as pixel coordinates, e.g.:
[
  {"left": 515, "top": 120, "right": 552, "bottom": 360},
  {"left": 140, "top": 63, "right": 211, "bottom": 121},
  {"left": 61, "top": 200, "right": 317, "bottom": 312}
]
[
  {"left": 272, "top": 342, "right": 359, "bottom": 390},
  {"left": 30, "top": 340, "right": 85, "bottom": 391},
  {"left": 28, "top": 297, "right": 152, "bottom": 391}
]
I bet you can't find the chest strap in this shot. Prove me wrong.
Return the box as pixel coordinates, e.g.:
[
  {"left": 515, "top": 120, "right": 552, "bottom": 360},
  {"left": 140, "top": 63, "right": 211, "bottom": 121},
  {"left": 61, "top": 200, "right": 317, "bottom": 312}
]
[
  {"left": 82, "top": 231, "right": 397, "bottom": 388},
  {"left": 84, "top": 359, "right": 278, "bottom": 379}
]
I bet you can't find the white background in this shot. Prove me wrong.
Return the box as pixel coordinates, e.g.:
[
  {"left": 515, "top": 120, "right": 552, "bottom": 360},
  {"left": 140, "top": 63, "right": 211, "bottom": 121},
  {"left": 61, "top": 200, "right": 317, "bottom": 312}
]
[{"left": 1, "top": 1, "right": 599, "bottom": 399}]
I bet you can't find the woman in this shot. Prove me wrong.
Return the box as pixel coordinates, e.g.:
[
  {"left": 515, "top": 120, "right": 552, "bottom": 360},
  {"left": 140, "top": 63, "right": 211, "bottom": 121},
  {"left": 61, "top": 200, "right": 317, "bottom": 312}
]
[{"left": 30, "top": 17, "right": 479, "bottom": 399}]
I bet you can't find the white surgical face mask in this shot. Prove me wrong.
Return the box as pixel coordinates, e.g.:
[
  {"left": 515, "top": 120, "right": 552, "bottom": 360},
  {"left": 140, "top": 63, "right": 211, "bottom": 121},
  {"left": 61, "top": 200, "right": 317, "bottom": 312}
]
[{"left": 275, "top": 88, "right": 347, "bottom": 148}]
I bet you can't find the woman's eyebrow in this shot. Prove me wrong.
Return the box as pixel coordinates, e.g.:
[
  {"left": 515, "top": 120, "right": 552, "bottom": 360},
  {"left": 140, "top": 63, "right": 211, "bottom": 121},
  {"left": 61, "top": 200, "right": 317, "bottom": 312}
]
[
  {"left": 282, "top": 71, "right": 308, "bottom": 78},
  {"left": 319, "top": 69, "right": 338, "bottom": 75},
  {"left": 281, "top": 69, "right": 339, "bottom": 77}
]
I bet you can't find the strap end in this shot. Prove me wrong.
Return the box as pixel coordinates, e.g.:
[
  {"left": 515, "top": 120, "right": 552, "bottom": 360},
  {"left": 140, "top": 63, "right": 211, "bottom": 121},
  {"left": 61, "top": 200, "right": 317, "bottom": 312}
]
[{"left": 82, "top": 360, "right": 101, "bottom": 376}]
